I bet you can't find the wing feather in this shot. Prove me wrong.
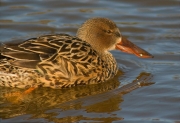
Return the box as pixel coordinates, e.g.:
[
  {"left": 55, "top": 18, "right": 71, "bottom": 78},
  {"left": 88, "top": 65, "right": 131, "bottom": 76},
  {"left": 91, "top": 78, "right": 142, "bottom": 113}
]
[{"left": 0, "top": 34, "right": 99, "bottom": 69}]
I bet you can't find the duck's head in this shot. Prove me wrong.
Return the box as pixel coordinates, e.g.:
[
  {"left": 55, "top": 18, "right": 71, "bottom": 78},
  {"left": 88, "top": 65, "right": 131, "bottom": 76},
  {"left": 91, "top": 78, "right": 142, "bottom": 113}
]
[{"left": 77, "top": 17, "right": 153, "bottom": 58}]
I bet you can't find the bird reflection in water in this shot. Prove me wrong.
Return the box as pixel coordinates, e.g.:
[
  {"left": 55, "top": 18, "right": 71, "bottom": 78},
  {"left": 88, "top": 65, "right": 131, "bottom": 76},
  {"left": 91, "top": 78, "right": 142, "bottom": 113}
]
[{"left": 0, "top": 71, "right": 154, "bottom": 122}]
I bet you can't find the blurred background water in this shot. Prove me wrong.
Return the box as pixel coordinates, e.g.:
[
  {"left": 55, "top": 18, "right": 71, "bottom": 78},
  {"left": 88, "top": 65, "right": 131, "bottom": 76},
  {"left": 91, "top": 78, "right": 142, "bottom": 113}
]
[{"left": 0, "top": 0, "right": 180, "bottom": 123}]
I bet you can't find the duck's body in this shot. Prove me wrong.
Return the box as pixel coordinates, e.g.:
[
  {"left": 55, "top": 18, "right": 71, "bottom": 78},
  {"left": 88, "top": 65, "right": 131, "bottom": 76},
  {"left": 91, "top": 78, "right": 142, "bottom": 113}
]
[
  {"left": 0, "top": 18, "right": 153, "bottom": 89},
  {"left": 0, "top": 34, "right": 117, "bottom": 88}
]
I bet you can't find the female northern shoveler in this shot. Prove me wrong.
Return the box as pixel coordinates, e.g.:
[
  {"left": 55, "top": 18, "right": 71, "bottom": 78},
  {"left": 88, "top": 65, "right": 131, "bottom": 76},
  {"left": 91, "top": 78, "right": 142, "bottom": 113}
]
[{"left": 0, "top": 18, "right": 153, "bottom": 89}]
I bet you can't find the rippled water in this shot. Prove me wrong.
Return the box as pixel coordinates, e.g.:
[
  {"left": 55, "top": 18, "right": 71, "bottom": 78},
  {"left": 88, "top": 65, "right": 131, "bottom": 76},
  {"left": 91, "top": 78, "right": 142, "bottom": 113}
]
[{"left": 0, "top": 0, "right": 180, "bottom": 123}]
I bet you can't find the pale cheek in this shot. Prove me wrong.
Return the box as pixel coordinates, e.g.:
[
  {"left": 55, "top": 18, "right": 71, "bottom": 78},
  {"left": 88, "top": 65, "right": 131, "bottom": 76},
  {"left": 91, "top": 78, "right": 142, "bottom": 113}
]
[
  {"left": 116, "top": 37, "right": 122, "bottom": 44},
  {"left": 108, "top": 44, "right": 116, "bottom": 51}
]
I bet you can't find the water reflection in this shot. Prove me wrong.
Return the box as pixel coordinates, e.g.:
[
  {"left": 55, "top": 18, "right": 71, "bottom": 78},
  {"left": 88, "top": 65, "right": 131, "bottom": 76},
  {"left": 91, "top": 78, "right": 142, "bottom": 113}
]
[{"left": 0, "top": 71, "right": 153, "bottom": 122}]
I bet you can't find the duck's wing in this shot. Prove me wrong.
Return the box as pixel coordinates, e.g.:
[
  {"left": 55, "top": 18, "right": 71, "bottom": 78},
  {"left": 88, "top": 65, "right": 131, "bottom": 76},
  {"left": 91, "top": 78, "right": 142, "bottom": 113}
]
[{"left": 1, "top": 34, "right": 99, "bottom": 69}]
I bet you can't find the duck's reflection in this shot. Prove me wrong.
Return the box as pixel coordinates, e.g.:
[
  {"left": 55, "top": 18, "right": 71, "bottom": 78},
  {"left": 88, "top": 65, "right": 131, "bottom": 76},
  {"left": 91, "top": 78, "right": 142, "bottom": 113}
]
[{"left": 0, "top": 71, "right": 154, "bottom": 122}]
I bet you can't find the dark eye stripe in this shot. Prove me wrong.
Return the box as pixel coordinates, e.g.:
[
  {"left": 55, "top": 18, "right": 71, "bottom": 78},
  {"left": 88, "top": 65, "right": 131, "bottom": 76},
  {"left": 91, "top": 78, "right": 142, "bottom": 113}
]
[{"left": 115, "top": 32, "right": 121, "bottom": 37}]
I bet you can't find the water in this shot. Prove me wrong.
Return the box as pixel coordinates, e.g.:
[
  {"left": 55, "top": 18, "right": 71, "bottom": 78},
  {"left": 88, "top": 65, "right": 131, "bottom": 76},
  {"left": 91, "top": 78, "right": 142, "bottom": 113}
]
[{"left": 0, "top": 0, "right": 180, "bottom": 122}]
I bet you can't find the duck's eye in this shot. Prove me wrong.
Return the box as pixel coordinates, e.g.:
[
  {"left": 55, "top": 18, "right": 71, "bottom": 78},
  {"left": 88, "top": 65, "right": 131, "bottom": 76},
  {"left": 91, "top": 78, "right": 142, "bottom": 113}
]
[{"left": 106, "top": 30, "right": 112, "bottom": 34}]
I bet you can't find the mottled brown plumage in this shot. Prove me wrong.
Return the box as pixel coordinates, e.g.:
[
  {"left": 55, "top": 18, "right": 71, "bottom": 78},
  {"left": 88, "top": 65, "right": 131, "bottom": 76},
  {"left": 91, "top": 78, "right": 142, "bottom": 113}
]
[{"left": 0, "top": 18, "right": 153, "bottom": 89}]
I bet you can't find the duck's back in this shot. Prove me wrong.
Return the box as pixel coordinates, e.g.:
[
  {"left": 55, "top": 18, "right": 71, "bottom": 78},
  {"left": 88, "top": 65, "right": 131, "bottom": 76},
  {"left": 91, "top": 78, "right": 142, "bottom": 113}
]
[{"left": 0, "top": 34, "right": 117, "bottom": 88}]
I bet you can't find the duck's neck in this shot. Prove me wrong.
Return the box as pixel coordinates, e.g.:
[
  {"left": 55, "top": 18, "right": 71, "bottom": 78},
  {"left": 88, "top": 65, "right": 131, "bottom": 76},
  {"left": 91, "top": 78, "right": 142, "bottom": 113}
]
[
  {"left": 101, "top": 51, "right": 117, "bottom": 70},
  {"left": 100, "top": 51, "right": 118, "bottom": 79},
  {"left": 101, "top": 51, "right": 113, "bottom": 62}
]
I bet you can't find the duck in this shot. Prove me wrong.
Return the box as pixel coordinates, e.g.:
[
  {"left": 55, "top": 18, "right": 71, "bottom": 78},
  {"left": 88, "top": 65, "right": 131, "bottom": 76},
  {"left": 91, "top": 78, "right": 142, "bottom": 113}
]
[{"left": 0, "top": 17, "right": 153, "bottom": 89}]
